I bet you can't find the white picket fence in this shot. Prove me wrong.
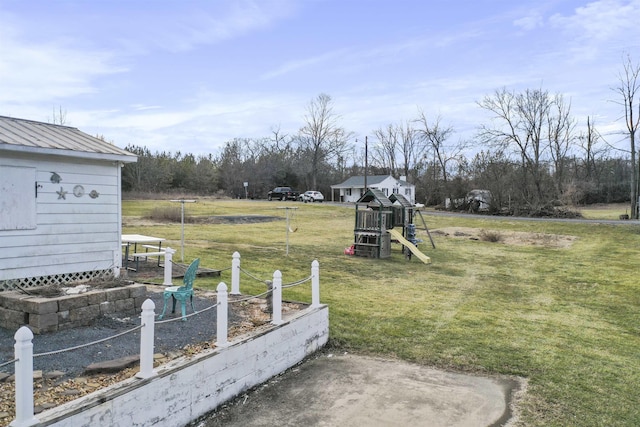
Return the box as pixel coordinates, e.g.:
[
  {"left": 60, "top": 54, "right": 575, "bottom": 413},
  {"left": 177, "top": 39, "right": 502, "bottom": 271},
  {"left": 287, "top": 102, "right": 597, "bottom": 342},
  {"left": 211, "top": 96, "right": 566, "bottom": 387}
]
[{"left": 6, "top": 252, "right": 321, "bottom": 427}]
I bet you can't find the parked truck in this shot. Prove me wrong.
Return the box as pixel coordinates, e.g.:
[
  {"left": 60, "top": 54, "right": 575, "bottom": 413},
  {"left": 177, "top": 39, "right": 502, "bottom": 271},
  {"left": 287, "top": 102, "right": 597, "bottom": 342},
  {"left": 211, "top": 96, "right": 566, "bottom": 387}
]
[{"left": 267, "top": 186, "right": 299, "bottom": 201}]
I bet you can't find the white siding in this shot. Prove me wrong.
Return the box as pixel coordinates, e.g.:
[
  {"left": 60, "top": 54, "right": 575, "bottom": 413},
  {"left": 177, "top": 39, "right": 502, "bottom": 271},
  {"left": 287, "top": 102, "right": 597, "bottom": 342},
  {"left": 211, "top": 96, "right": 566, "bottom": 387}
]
[{"left": 0, "top": 152, "right": 122, "bottom": 282}]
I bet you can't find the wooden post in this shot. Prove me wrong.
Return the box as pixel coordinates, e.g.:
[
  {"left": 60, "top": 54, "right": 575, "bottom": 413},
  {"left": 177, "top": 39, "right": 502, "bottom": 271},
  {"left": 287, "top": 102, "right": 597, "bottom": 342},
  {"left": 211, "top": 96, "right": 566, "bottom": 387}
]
[
  {"left": 231, "top": 252, "right": 241, "bottom": 295},
  {"left": 271, "top": 270, "right": 283, "bottom": 325},
  {"left": 12, "top": 327, "right": 39, "bottom": 427},
  {"left": 136, "top": 299, "right": 157, "bottom": 379},
  {"left": 311, "top": 260, "right": 320, "bottom": 308},
  {"left": 215, "top": 282, "right": 229, "bottom": 347}
]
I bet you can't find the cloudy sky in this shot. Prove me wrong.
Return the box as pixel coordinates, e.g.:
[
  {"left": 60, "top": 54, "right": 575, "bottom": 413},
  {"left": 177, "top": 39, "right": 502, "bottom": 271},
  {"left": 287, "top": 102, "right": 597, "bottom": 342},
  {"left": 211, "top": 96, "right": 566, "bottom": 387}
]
[{"left": 1, "top": 0, "right": 639, "bottom": 156}]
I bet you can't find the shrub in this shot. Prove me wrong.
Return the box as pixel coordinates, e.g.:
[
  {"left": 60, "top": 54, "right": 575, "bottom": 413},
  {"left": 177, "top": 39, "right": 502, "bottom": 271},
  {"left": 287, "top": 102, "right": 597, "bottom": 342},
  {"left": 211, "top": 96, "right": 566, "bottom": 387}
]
[
  {"left": 146, "top": 206, "right": 191, "bottom": 222},
  {"left": 479, "top": 229, "right": 502, "bottom": 242}
]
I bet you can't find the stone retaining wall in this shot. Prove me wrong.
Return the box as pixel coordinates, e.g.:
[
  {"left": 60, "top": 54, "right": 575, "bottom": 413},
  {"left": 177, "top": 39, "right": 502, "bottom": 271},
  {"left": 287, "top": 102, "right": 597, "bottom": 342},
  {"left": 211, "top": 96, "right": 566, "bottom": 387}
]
[{"left": 0, "top": 284, "right": 147, "bottom": 334}]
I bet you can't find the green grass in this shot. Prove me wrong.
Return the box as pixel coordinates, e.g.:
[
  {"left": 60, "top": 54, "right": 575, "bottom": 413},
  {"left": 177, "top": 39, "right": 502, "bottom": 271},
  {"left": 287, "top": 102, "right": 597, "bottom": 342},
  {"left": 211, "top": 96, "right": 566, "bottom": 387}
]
[
  {"left": 123, "top": 199, "right": 640, "bottom": 426},
  {"left": 577, "top": 202, "right": 633, "bottom": 220}
]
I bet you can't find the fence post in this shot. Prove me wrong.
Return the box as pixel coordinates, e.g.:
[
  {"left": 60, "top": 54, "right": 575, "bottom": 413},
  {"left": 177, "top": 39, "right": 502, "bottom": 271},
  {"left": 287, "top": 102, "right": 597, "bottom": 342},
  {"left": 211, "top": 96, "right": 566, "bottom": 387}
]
[
  {"left": 12, "top": 326, "right": 39, "bottom": 427},
  {"left": 215, "top": 282, "right": 229, "bottom": 348},
  {"left": 163, "top": 247, "right": 177, "bottom": 286},
  {"left": 136, "top": 299, "right": 157, "bottom": 379},
  {"left": 271, "top": 270, "right": 283, "bottom": 325},
  {"left": 231, "top": 251, "right": 240, "bottom": 295},
  {"left": 311, "top": 260, "right": 320, "bottom": 308}
]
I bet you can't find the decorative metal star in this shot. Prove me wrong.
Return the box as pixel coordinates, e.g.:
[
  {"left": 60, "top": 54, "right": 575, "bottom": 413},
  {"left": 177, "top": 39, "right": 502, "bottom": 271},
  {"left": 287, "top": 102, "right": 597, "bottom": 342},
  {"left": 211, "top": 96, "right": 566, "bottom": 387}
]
[{"left": 57, "top": 187, "right": 68, "bottom": 200}]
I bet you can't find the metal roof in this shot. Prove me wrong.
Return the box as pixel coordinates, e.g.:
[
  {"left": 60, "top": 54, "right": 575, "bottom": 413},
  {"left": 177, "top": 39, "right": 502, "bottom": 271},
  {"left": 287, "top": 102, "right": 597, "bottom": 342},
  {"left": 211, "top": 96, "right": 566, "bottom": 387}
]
[{"left": 0, "top": 115, "right": 137, "bottom": 162}]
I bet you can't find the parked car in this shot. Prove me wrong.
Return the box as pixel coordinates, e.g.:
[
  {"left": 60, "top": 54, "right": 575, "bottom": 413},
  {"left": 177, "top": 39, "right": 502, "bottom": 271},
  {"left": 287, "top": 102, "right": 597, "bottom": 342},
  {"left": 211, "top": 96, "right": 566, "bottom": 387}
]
[
  {"left": 267, "top": 186, "right": 299, "bottom": 201},
  {"left": 299, "top": 190, "right": 324, "bottom": 202}
]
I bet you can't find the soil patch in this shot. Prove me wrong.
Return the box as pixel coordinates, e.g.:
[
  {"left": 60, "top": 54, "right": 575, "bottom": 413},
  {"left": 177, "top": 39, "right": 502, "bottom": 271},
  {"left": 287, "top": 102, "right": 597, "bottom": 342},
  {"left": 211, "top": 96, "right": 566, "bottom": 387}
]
[{"left": 431, "top": 227, "right": 577, "bottom": 248}]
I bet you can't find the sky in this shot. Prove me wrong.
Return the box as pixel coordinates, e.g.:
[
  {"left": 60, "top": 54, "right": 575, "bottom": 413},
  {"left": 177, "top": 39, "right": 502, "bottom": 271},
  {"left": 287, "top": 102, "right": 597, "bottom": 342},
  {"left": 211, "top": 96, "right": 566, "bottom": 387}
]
[{"left": 1, "top": 0, "right": 639, "bottom": 157}]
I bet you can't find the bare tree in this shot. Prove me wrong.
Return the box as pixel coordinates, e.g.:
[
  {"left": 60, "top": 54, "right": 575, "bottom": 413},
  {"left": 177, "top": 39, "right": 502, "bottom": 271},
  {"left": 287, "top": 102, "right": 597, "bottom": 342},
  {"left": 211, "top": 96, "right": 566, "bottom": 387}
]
[
  {"left": 397, "top": 120, "right": 424, "bottom": 180},
  {"left": 369, "top": 120, "right": 423, "bottom": 181},
  {"left": 371, "top": 123, "right": 399, "bottom": 173},
  {"left": 579, "top": 116, "right": 601, "bottom": 180},
  {"left": 465, "top": 149, "right": 523, "bottom": 212},
  {"left": 50, "top": 106, "right": 68, "bottom": 125},
  {"left": 415, "top": 111, "right": 459, "bottom": 207},
  {"left": 270, "top": 125, "right": 295, "bottom": 155},
  {"left": 547, "top": 94, "right": 576, "bottom": 198},
  {"left": 478, "top": 87, "right": 574, "bottom": 210},
  {"left": 298, "top": 94, "right": 352, "bottom": 189},
  {"left": 612, "top": 54, "right": 640, "bottom": 218}
]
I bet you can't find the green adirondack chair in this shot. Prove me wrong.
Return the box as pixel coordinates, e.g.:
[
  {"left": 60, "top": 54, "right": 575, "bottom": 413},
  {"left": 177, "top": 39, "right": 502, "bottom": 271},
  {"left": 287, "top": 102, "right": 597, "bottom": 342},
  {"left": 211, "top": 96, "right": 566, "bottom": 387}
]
[{"left": 158, "top": 258, "right": 200, "bottom": 321}]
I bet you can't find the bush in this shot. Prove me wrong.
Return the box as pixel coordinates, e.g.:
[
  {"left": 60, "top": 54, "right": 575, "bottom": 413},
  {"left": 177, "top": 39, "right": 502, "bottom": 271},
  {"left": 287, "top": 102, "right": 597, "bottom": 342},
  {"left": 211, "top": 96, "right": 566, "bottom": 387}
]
[
  {"left": 146, "top": 206, "right": 192, "bottom": 222},
  {"left": 479, "top": 229, "right": 503, "bottom": 243}
]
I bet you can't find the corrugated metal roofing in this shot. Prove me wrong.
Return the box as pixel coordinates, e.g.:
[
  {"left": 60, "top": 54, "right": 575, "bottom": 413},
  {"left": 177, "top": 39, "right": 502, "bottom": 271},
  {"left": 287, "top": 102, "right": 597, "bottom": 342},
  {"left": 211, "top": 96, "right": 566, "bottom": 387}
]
[{"left": 0, "top": 115, "right": 136, "bottom": 161}]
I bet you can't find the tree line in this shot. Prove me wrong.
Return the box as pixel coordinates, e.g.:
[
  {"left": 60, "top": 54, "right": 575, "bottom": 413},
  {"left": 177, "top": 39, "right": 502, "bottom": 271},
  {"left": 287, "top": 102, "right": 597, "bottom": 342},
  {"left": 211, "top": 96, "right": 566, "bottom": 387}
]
[{"left": 122, "top": 56, "right": 640, "bottom": 217}]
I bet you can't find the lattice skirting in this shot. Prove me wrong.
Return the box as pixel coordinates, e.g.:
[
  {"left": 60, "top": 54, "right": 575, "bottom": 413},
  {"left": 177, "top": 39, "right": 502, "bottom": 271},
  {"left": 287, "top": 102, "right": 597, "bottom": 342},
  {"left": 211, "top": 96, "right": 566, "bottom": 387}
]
[{"left": 0, "top": 269, "right": 114, "bottom": 292}]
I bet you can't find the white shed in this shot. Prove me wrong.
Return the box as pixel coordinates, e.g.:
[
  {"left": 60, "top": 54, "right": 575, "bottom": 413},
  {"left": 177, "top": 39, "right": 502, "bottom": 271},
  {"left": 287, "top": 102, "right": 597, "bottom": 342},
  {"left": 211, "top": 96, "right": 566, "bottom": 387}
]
[{"left": 0, "top": 116, "right": 137, "bottom": 291}]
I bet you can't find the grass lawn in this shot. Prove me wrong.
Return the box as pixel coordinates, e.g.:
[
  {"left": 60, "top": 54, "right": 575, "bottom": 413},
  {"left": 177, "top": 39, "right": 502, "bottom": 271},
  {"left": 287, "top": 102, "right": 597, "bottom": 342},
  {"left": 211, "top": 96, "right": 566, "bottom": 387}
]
[
  {"left": 123, "top": 199, "right": 640, "bottom": 426},
  {"left": 577, "top": 202, "right": 633, "bottom": 220}
]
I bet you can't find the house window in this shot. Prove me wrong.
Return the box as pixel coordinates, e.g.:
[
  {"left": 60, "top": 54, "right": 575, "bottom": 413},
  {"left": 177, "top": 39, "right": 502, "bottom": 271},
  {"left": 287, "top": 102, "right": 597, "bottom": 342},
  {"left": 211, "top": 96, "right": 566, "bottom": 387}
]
[
  {"left": 1, "top": 165, "right": 36, "bottom": 230},
  {"left": 393, "top": 187, "right": 399, "bottom": 194},
  {"left": 382, "top": 188, "right": 388, "bottom": 196},
  {"left": 405, "top": 188, "right": 411, "bottom": 196},
  {"left": 346, "top": 189, "right": 352, "bottom": 196}
]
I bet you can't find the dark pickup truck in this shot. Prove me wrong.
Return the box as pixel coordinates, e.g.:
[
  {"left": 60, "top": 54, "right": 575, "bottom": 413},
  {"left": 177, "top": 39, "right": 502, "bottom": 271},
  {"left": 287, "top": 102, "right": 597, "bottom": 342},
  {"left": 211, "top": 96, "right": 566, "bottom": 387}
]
[{"left": 267, "top": 186, "right": 299, "bottom": 201}]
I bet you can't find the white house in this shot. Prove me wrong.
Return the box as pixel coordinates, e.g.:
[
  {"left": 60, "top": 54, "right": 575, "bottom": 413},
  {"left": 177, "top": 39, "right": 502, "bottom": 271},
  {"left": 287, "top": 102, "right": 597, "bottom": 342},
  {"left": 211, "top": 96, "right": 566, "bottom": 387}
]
[
  {"left": 0, "top": 116, "right": 137, "bottom": 291},
  {"left": 330, "top": 175, "right": 416, "bottom": 204}
]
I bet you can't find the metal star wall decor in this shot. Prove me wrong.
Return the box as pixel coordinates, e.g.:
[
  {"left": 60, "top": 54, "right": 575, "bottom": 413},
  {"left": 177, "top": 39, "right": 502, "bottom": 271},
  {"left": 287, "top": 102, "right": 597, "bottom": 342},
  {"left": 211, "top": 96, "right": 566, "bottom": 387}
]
[{"left": 56, "top": 187, "right": 68, "bottom": 200}]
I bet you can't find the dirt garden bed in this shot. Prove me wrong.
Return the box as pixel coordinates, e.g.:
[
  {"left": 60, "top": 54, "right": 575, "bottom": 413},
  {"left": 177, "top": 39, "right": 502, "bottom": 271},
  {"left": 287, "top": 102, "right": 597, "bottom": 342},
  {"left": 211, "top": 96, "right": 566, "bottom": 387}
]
[{"left": 431, "top": 227, "right": 577, "bottom": 248}]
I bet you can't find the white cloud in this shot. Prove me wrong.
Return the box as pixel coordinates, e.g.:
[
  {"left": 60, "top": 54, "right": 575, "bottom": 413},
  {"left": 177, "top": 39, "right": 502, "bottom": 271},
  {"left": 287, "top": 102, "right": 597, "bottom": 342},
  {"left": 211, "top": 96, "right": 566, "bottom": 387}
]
[
  {"left": 0, "top": 21, "right": 125, "bottom": 105},
  {"left": 139, "top": 0, "right": 298, "bottom": 53},
  {"left": 513, "top": 13, "right": 544, "bottom": 31},
  {"left": 260, "top": 48, "right": 351, "bottom": 80},
  {"left": 549, "top": 0, "right": 640, "bottom": 57}
]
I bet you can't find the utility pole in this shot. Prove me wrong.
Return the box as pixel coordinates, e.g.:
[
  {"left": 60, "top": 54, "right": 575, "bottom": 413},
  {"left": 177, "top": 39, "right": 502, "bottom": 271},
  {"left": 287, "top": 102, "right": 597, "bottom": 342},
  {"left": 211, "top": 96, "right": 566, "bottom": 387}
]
[{"left": 364, "top": 136, "right": 368, "bottom": 193}]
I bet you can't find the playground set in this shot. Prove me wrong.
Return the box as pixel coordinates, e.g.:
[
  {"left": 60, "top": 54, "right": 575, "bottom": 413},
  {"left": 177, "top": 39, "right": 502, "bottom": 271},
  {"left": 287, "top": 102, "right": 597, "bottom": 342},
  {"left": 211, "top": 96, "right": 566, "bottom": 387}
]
[{"left": 348, "top": 189, "right": 432, "bottom": 264}]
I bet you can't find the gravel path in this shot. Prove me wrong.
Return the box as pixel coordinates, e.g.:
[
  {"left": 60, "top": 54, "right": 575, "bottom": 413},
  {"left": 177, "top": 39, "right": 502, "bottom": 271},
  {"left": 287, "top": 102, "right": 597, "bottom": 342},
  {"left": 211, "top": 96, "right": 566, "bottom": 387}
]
[{"left": 0, "top": 287, "right": 244, "bottom": 379}]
